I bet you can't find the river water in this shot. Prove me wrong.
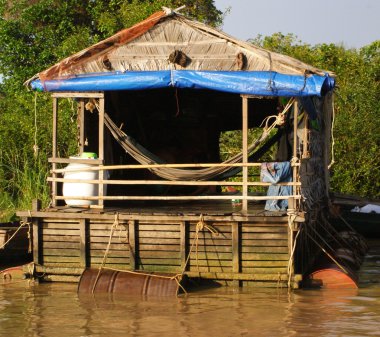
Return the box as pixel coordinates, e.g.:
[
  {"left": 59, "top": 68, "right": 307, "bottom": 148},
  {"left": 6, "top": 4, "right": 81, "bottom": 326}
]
[{"left": 1, "top": 240, "right": 380, "bottom": 337}]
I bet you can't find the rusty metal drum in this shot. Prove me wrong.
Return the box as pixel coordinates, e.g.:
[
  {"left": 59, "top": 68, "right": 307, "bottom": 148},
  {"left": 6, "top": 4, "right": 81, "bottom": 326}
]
[{"left": 77, "top": 268, "right": 183, "bottom": 296}]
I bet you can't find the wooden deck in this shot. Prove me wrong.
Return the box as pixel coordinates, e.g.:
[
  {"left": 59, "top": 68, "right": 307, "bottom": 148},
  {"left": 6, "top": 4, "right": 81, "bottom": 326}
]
[{"left": 17, "top": 201, "right": 303, "bottom": 288}]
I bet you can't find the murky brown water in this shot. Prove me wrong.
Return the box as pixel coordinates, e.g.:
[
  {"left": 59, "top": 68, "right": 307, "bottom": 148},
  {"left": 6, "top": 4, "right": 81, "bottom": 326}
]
[{"left": 1, "top": 240, "right": 380, "bottom": 337}]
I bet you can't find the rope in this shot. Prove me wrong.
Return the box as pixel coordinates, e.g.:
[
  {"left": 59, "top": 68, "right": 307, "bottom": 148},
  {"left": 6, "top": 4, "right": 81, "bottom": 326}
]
[
  {"left": 91, "top": 213, "right": 121, "bottom": 293},
  {"left": 91, "top": 213, "right": 186, "bottom": 294},
  {"left": 181, "top": 214, "right": 219, "bottom": 277},
  {"left": 328, "top": 94, "right": 335, "bottom": 169},
  {"left": 286, "top": 211, "right": 299, "bottom": 289},
  {"left": 0, "top": 219, "right": 31, "bottom": 252},
  {"left": 100, "top": 266, "right": 187, "bottom": 295}
]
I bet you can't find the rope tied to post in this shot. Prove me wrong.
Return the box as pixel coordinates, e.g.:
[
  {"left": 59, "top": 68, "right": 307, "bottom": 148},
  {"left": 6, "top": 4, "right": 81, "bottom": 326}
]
[
  {"left": 260, "top": 98, "right": 294, "bottom": 137},
  {"left": 92, "top": 212, "right": 122, "bottom": 293},
  {"left": 181, "top": 214, "right": 219, "bottom": 278},
  {"left": 286, "top": 208, "right": 301, "bottom": 289},
  {"left": 195, "top": 214, "right": 219, "bottom": 236},
  {"left": 290, "top": 156, "right": 299, "bottom": 167}
]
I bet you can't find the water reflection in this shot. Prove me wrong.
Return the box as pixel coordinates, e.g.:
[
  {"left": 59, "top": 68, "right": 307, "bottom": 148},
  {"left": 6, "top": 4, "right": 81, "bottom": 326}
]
[{"left": 1, "top": 241, "right": 380, "bottom": 337}]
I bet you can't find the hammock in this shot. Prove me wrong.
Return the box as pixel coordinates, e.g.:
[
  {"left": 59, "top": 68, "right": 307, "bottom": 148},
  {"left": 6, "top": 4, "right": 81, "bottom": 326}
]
[{"left": 101, "top": 99, "right": 294, "bottom": 181}]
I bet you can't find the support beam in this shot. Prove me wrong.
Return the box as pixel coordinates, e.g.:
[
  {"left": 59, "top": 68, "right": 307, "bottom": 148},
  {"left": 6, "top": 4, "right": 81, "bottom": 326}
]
[
  {"left": 292, "top": 99, "right": 299, "bottom": 207},
  {"left": 180, "top": 221, "right": 189, "bottom": 271},
  {"left": 128, "top": 220, "right": 137, "bottom": 270},
  {"left": 98, "top": 96, "right": 105, "bottom": 208},
  {"left": 241, "top": 96, "right": 249, "bottom": 213},
  {"left": 32, "top": 200, "right": 42, "bottom": 265},
  {"left": 79, "top": 100, "right": 85, "bottom": 154},
  {"left": 232, "top": 221, "right": 240, "bottom": 287},
  {"left": 52, "top": 97, "right": 58, "bottom": 207},
  {"left": 79, "top": 219, "right": 88, "bottom": 268},
  {"left": 302, "top": 113, "right": 310, "bottom": 159}
]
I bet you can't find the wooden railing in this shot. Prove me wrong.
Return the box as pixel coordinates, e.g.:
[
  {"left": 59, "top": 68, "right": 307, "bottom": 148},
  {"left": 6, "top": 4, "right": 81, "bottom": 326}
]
[{"left": 47, "top": 157, "right": 301, "bottom": 210}]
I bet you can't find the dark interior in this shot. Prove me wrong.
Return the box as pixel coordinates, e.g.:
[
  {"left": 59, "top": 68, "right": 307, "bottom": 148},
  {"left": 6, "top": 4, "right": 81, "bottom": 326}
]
[{"left": 83, "top": 88, "right": 280, "bottom": 198}]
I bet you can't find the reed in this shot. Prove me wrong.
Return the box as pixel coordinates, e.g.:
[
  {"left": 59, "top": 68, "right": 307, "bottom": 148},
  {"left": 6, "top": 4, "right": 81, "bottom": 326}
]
[{"left": 0, "top": 150, "right": 50, "bottom": 221}]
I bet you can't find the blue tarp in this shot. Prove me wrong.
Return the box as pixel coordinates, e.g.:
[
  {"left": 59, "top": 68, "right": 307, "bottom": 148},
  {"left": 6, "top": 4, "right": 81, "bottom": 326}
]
[{"left": 31, "top": 70, "right": 335, "bottom": 97}]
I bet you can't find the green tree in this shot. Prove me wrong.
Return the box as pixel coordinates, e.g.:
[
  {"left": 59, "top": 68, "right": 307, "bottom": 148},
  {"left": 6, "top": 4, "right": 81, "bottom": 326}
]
[
  {"left": 0, "top": 0, "right": 222, "bottom": 90},
  {"left": 0, "top": 0, "right": 222, "bottom": 220},
  {"left": 251, "top": 34, "right": 380, "bottom": 198}
]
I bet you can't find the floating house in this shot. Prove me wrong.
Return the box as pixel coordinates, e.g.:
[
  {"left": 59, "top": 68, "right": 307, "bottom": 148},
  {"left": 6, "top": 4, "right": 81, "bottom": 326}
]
[{"left": 19, "top": 9, "right": 340, "bottom": 289}]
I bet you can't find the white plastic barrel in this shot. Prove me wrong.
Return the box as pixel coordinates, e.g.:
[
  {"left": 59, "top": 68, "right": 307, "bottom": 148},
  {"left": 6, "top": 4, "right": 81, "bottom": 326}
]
[{"left": 62, "top": 153, "right": 106, "bottom": 206}]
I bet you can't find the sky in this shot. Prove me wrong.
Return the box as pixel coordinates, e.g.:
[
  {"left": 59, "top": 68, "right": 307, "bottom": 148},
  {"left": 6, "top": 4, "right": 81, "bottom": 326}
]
[{"left": 213, "top": 0, "right": 379, "bottom": 49}]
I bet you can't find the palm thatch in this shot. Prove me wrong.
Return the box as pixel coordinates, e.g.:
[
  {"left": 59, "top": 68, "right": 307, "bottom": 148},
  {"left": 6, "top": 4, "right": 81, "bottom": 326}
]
[{"left": 34, "top": 10, "right": 334, "bottom": 84}]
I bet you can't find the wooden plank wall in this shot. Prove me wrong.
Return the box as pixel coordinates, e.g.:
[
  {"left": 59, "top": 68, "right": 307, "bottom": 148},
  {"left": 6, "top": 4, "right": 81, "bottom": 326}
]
[
  {"left": 188, "top": 222, "right": 233, "bottom": 273},
  {"left": 36, "top": 216, "right": 292, "bottom": 286},
  {"left": 138, "top": 221, "right": 181, "bottom": 272},
  {"left": 241, "top": 222, "right": 289, "bottom": 275},
  {"left": 41, "top": 219, "right": 81, "bottom": 268},
  {"left": 88, "top": 219, "right": 130, "bottom": 269}
]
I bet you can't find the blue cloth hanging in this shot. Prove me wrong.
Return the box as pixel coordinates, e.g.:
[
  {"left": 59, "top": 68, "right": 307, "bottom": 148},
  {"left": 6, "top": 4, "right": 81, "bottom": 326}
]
[{"left": 261, "top": 161, "right": 292, "bottom": 211}]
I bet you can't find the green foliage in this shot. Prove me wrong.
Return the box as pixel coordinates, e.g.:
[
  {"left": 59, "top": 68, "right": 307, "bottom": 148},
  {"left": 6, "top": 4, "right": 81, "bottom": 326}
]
[
  {"left": 0, "top": 149, "right": 50, "bottom": 221},
  {"left": 0, "top": 1, "right": 378, "bottom": 221},
  {"left": 0, "top": 0, "right": 222, "bottom": 220},
  {"left": 0, "top": 0, "right": 221, "bottom": 91},
  {"left": 219, "top": 128, "right": 278, "bottom": 194},
  {"left": 252, "top": 34, "right": 380, "bottom": 198}
]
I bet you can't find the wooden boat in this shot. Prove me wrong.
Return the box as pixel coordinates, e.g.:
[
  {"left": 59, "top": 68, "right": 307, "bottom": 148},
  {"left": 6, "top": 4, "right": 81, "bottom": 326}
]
[{"left": 330, "top": 194, "right": 380, "bottom": 237}]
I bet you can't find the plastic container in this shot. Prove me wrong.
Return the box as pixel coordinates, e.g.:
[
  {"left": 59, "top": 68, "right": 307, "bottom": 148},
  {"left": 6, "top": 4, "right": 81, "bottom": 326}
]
[{"left": 62, "top": 153, "right": 105, "bottom": 206}]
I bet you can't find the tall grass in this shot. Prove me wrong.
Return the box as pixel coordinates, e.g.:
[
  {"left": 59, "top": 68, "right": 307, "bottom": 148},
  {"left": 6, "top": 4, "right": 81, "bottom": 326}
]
[{"left": 0, "top": 150, "right": 50, "bottom": 222}]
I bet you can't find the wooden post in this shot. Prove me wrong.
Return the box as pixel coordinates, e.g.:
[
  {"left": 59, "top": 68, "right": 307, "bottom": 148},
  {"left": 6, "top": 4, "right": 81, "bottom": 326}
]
[
  {"left": 180, "top": 221, "right": 189, "bottom": 271},
  {"left": 323, "top": 93, "right": 334, "bottom": 197},
  {"left": 302, "top": 113, "right": 310, "bottom": 159},
  {"left": 98, "top": 96, "right": 105, "bottom": 208},
  {"left": 79, "top": 219, "right": 88, "bottom": 268},
  {"left": 79, "top": 100, "right": 85, "bottom": 154},
  {"left": 52, "top": 97, "right": 58, "bottom": 207},
  {"left": 241, "top": 96, "right": 249, "bottom": 213},
  {"left": 292, "top": 100, "right": 299, "bottom": 206},
  {"left": 32, "top": 200, "right": 42, "bottom": 265},
  {"left": 290, "top": 100, "right": 299, "bottom": 284},
  {"left": 128, "top": 220, "right": 136, "bottom": 270},
  {"left": 232, "top": 221, "right": 240, "bottom": 287}
]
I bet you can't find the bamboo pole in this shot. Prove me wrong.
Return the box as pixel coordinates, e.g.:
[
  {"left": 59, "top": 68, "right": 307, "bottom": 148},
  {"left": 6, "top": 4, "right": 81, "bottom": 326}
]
[
  {"left": 47, "top": 177, "right": 301, "bottom": 187},
  {"left": 51, "top": 161, "right": 285, "bottom": 174},
  {"left": 56, "top": 195, "right": 301, "bottom": 201},
  {"left": 48, "top": 158, "right": 103, "bottom": 164},
  {"left": 52, "top": 92, "right": 104, "bottom": 99}
]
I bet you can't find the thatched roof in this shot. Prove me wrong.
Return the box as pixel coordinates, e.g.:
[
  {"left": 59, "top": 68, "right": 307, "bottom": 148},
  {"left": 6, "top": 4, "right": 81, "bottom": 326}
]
[{"left": 28, "top": 10, "right": 335, "bottom": 96}]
